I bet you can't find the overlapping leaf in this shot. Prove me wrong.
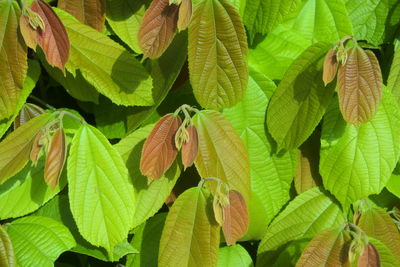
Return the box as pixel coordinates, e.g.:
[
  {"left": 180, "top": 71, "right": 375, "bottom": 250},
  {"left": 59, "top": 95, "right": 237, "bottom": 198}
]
[
  {"left": 181, "top": 125, "right": 198, "bottom": 168},
  {"left": 358, "top": 243, "right": 380, "bottom": 267},
  {"left": 267, "top": 43, "right": 334, "bottom": 150},
  {"left": 44, "top": 129, "right": 67, "bottom": 189},
  {"left": 320, "top": 90, "right": 400, "bottom": 207},
  {"left": 0, "top": 2, "right": 27, "bottom": 120},
  {"left": 68, "top": 124, "right": 135, "bottom": 253},
  {"left": 19, "top": 13, "right": 37, "bottom": 50},
  {"left": 55, "top": 8, "right": 153, "bottom": 106},
  {"left": 159, "top": 187, "right": 220, "bottom": 267},
  {"left": 338, "top": 46, "right": 382, "bottom": 126},
  {"left": 58, "top": 0, "right": 106, "bottom": 31},
  {"left": 193, "top": 110, "right": 250, "bottom": 203},
  {"left": 368, "top": 238, "right": 399, "bottom": 267},
  {"left": 0, "top": 225, "right": 15, "bottom": 267},
  {"left": 13, "top": 103, "right": 44, "bottom": 129},
  {"left": 218, "top": 244, "right": 253, "bottom": 267},
  {"left": 189, "top": 0, "right": 248, "bottom": 109}
]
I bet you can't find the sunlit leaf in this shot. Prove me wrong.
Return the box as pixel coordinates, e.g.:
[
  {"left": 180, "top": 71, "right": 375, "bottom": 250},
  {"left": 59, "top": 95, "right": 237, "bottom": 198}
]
[
  {"left": 68, "top": 124, "right": 135, "bottom": 253},
  {"left": 31, "top": 0, "right": 70, "bottom": 71},
  {"left": 19, "top": 14, "right": 37, "bottom": 50},
  {"left": 368, "top": 237, "right": 399, "bottom": 267},
  {"left": 218, "top": 244, "right": 253, "bottom": 267},
  {"left": 182, "top": 125, "right": 198, "bottom": 169},
  {"left": 337, "top": 46, "right": 382, "bottom": 126},
  {"left": 13, "top": 103, "right": 44, "bottom": 129},
  {"left": 189, "top": 0, "right": 248, "bottom": 109},
  {"left": 44, "top": 129, "right": 67, "bottom": 189},
  {"left": 177, "top": 0, "right": 192, "bottom": 31},
  {"left": 0, "top": 225, "right": 15, "bottom": 267},
  {"left": 138, "top": 0, "right": 179, "bottom": 59},
  {"left": 193, "top": 110, "right": 250, "bottom": 203},
  {"left": 0, "top": 1, "right": 27, "bottom": 120},
  {"left": 323, "top": 48, "right": 338, "bottom": 86},
  {"left": 58, "top": 0, "right": 106, "bottom": 31},
  {"left": 159, "top": 187, "right": 220, "bottom": 267},
  {"left": 358, "top": 243, "right": 380, "bottom": 267}
]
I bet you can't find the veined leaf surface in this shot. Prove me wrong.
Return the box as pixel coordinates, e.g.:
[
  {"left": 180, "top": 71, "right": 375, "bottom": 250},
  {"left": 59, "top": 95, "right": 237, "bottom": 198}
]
[{"left": 0, "top": 225, "right": 15, "bottom": 267}]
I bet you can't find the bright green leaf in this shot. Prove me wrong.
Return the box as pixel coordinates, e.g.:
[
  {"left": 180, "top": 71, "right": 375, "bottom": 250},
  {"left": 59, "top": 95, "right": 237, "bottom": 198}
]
[
  {"left": 159, "top": 187, "right": 220, "bottom": 267},
  {"left": 189, "top": 0, "right": 248, "bottom": 109},
  {"left": 5, "top": 216, "right": 75, "bottom": 267},
  {"left": 218, "top": 244, "right": 253, "bottom": 267},
  {"left": 368, "top": 237, "right": 399, "bottom": 267},
  {"left": 387, "top": 40, "right": 400, "bottom": 103},
  {"left": 320, "top": 89, "right": 400, "bottom": 207},
  {"left": 0, "top": 225, "right": 15, "bottom": 267},
  {"left": 55, "top": 8, "right": 153, "bottom": 106},
  {"left": 67, "top": 124, "right": 135, "bottom": 254},
  {"left": 267, "top": 43, "right": 334, "bottom": 151},
  {"left": 386, "top": 170, "right": 400, "bottom": 198}
]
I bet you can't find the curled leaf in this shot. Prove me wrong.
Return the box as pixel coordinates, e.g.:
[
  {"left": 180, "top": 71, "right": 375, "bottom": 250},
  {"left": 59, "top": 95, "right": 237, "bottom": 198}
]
[
  {"left": 177, "top": 0, "right": 192, "bottom": 31},
  {"left": 213, "top": 196, "right": 224, "bottom": 226},
  {"left": 182, "top": 125, "right": 198, "bottom": 168},
  {"left": 19, "top": 13, "right": 38, "bottom": 50},
  {"left": 31, "top": 0, "right": 70, "bottom": 71},
  {"left": 140, "top": 114, "right": 182, "bottom": 180},
  {"left": 14, "top": 103, "right": 44, "bottom": 129},
  {"left": 44, "top": 129, "right": 67, "bottom": 189},
  {"left": 358, "top": 243, "right": 380, "bottom": 267},
  {"left": 338, "top": 46, "right": 382, "bottom": 126},
  {"left": 323, "top": 48, "right": 338, "bottom": 86},
  {"left": 30, "top": 130, "right": 45, "bottom": 164},
  {"left": 222, "top": 190, "right": 249, "bottom": 245},
  {"left": 138, "top": 0, "right": 179, "bottom": 59}
]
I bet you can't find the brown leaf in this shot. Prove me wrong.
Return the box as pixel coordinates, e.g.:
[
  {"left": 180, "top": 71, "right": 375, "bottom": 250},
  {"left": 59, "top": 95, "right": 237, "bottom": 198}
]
[
  {"left": 57, "top": 0, "right": 105, "bottom": 32},
  {"left": 358, "top": 243, "right": 380, "bottom": 267},
  {"left": 338, "top": 46, "right": 382, "bottom": 126},
  {"left": 182, "top": 125, "right": 198, "bottom": 168},
  {"left": 222, "top": 190, "right": 249, "bottom": 245},
  {"left": 44, "top": 129, "right": 67, "bottom": 189},
  {"left": 14, "top": 103, "right": 44, "bottom": 129},
  {"left": 138, "top": 0, "right": 179, "bottom": 59},
  {"left": 177, "top": 0, "right": 192, "bottom": 31},
  {"left": 19, "top": 14, "right": 38, "bottom": 50},
  {"left": 140, "top": 114, "right": 182, "bottom": 180},
  {"left": 30, "top": 130, "right": 45, "bottom": 164},
  {"left": 31, "top": 0, "right": 70, "bottom": 71},
  {"left": 323, "top": 48, "right": 338, "bottom": 86}
]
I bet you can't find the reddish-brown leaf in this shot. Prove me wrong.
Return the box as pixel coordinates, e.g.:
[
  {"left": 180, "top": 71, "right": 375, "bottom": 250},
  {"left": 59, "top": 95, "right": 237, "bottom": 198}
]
[
  {"left": 182, "top": 125, "right": 198, "bottom": 169},
  {"left": 138, "top": 0, "right": 179, "bottom": 59},
  {"left": 337, "top": 46, "right": 382, "bottom": 126},
  {"left": 177, "top": 0, "right": 192, "bottom": 31},
  {"left": 19, "top": 14, "right": 38, "bottom": 50},
  {"left": 57, "top": 0, "right": 105, "bottom": 32},
  {"left": 30, "top": 130, "right": 45, "bottom": 164},
  {"left": 222, "top": 190, "right": 249, "bottom": 245},
  {"left": 31, "top": 0, "right": 70, "bottom": 71},
  {"left": 44, "top": 129, "right": 67, "bottom": 189},
  {"left": 358, "top": 243, "right": 380, "bottom": 267},
  {"left": 140, "top": 114, "right": 182, "bottom": 180},
  {"left": 14, "top": 103, "right": 44, "bottom": 129},
  {"left": 323, "top": 48, "right": 338, "bottom": 86}
]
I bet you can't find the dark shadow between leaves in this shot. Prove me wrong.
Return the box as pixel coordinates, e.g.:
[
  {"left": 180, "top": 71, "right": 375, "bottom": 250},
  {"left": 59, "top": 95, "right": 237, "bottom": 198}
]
[{"left": 105, "top": 0, "right": 151, "bottom": 21}]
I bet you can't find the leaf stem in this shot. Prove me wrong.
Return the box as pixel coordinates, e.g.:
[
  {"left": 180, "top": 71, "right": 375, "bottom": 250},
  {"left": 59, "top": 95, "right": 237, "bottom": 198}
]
[{"left": 28, "top": 95, "right": 56, "bottom": 110}]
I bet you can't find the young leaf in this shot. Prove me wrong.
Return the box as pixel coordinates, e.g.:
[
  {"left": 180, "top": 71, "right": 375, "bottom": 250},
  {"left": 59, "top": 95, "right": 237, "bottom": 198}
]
[
  {"left": 58, "top": 0, "right": 106, "bottom": 32},
  {"left": 159, "top": 187, "right": 220, "bottom": 267},
  {"left": 189, "top": 0, "right": 248, "bottom": 109},
  {"left": 68, "top": 124, "right": 135, "bottom": 253},
  {"left": 140, "top": 114, "right": 181, "bottom": 180},
  {"left": 218, "top": 244, "right": 253, "bottom": 267},
  {"left": 338, "top": 46, "right": 382, "bottom": 126},
  {"left": 14, "top": 103, "right": 44, "bottom": 129},
  {"left": 0, "top": 1, "right": 27, "bottom": 120},
  {"left": 19, "top": 14, "right": 38, "bottom": 50},
  {"left": 138, "top": 0, "right": 179, "bottom": 59},
  {"left": 181, "top": 125, "right": 198, "bottom": 169},
  {"left": 44, "top": 129, "right": 67, "bottom": 189},
  {"left": 296, "top": 227, "right": 349, "bottom": 267},
  {"left": 193, "top": 110, "right": 250, "bottom": 203},
  {"left": 5, "top": 216, "right": 75, "bottom": 267},
  {"left": 358, "top": 243, "right": 380, "bottom": 267},
  {"left": 0, "top": 113, "right": 55, "bottom": 185},
  {"left": 222, "top": 190, "right": 249, "bottom": 245},
  {"left": 30, "top": 130, "right": 45, "bottom": 163},
  {"left": 257, "top": 188, "right": 346, "bottom": 265},
  {"left": 31, "top": 0, "right": 70, "bottom": 71},
  {"left": 0, "top": 225, "right": 15, "bottom": 267},
  {"left": 323, "top": 49, "right": 338, "bottom": 86},
  {"left": 177, "top": 0, "right": 192, "bottom": 31},
  {"left": 55, "top": 8, "right": 154, "bottom": 106},
  {"left": 267, "top": 43, "right": 334, "bottom": 150}
]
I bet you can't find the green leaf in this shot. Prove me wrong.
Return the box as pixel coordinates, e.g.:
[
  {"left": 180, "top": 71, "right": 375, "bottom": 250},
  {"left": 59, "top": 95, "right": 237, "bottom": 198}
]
[
  {"left": 243, "top": 0, "right": 301, "bottom": 41},
  {"left": 159, "top": 187, "right": 220, "bottom": 267},
  {"left": 94, "top": 96, "right": 127, "bottom": 139},
  {"left": 257, "top": 187, "right": 346, "bottom": 266},
  {"left": 288, "top": 0, "right": 353, "bottom": 43},
  {"left": 266, "top": 239, "right": 311, "bottom": 267},
  {"left": 248, "top": 24, "right": 310, "bottom": 81},
  {"left": 387, "top": 41, "right": 400, "bottom": 103},
  {"left": 320, "top": 89, "right": 400, "bottom": 207},
  {"left": 0, "top": 159, "right": 66, "bottom": 220},
  {"left": 55, "top": 8, "right": 153, "bottom": 106},
  {"left": 67, "top": 124, "right": 135, "bottom": 254},
  {"left": 189, "top": 0, "right": 248, "bottom": 109},
  {"left": 0, "top": 1, "right": 27, "bottom": 120},
  {"left": 0, "top": 59, "right": 41, "bottom": 138},
  {"left": 368, "top": 237, "right": 400, "bottom": 267},
  {"left": 0, "top": 113, "right": 55, "bottom": 185},
  {"left": 0, "top": 225, "right": 15, "bottom": 267},
  {"left": 5, "top": 216, "right": 75, "bottom": 267},
  {"left": 193, "top": 110, "right": 251, "bottom": 203},
  {"left": 218, "top": 244, "right": 253, "bottom": 267},
  {"left": 224, "top": 69, "right": 294, "bottom": 240},
  {"left": 267, "top": 43, "right": 334, "bottom": 151},
  {"left": 114, "top": 124, "right": 181, "bottom": 228},
  {"left": 386, "top": 170, "right": 400, "bottom": 198},
  {"left": 126, "top": 213, "right": 167, "bottom": 267},
  {"left": 106, "top": 0, "right": 147, "bottom": 54}
]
